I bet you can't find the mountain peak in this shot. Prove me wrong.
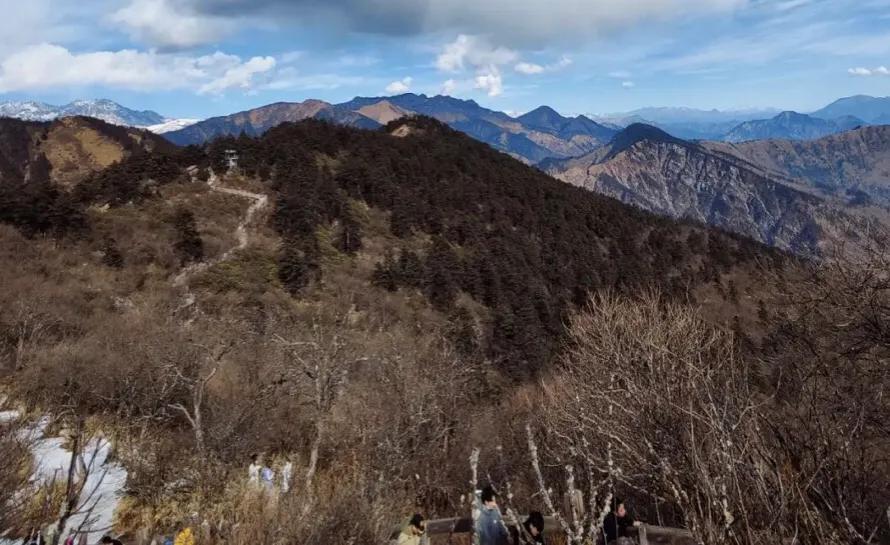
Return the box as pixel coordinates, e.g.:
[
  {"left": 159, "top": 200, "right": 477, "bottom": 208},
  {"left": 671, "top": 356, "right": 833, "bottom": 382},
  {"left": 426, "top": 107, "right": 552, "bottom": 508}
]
[
  {"left": 607, "top": 123, "right": 687, "bottom": 156},
  {"left": 517, "top": 105, "right": 570, "bottom": 132}
]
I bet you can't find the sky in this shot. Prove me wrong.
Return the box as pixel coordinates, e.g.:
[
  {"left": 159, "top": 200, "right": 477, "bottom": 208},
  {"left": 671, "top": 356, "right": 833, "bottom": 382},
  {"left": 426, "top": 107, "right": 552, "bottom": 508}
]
[{"left": 1, "top": 0, "right": 889, "bottom": 119}]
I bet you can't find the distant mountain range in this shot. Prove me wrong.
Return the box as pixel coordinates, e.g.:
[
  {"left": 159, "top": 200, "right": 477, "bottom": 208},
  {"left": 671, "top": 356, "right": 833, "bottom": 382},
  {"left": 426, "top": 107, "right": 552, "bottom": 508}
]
[
  {"left": 0, "top": 99, "right": 199, "bottom": 133},
  {"left": 705, "top": 125, "right": 890, "bottom": 207},
  {"left": 811, "top": 95, "right": 890, "bottom": 123},
  {"left": 592, "top": 106, "right": 781, "bottom": 140},
  {"left": 0, "top": 99, "right": 165, "bottom": 127},
  {"left": 164, "top": 94, "right": 618, "bottom": 164},
  {"left": 721, "top": 111, "right": 866, "bottom": 143},
  {"left": 542, "top": 123, "right": 862, "bottom": 255},
  {"left": 3, "top": 94, "right": 889, "bottom": 164}
]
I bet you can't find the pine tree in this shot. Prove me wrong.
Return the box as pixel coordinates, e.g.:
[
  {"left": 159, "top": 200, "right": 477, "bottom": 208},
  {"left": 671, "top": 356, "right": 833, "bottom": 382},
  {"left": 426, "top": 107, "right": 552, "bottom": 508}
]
[
  {"left": 425, "top": 236, "right": 460, "bottom": 311},
  {"left": 338, "top": 200, "right": 366, "bottom": 254},
  {"left": 171, "top": 208, "right": 203, "bottom": 265},
  {"left": 101, "top": 237, "right": 124, "bottom": 269},
  {"left": 278, "top": 237, "right": 319, "bottom": 294}
]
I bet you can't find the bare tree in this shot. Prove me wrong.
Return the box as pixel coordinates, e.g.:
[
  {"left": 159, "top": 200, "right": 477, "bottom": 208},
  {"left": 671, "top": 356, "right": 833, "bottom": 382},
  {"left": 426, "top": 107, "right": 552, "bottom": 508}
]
[
  {"left": 164, "top": 342, "right": 232, "bottom": 454},
  {"left": 274, "top": 314, "right": 368, "bottom": 509},
  {"left": 542, "top": 292, "right": 789, "bottom": 545},
  {"left": 763, "top": 234, "right": 890, "bottom": 544}
]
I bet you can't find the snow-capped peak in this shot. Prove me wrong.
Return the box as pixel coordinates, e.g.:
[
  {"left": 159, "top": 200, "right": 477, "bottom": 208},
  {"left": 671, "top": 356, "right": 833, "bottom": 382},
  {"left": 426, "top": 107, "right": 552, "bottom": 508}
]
[
  {"left": 0, "top": 98, "right": 168, "bottom": 127},
  {"left": 146, "top": 118, "right": 202, "bottom": 134}
]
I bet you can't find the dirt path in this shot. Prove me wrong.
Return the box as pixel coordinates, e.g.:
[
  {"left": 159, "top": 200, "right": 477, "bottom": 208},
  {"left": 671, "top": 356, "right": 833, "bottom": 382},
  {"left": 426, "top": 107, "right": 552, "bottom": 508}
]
[{"left": 173, "top": 171, "right": 268, "bottom": 287}]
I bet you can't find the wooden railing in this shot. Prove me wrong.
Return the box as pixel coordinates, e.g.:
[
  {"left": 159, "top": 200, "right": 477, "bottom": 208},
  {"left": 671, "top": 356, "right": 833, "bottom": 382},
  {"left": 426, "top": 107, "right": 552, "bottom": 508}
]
[{"left": 390, "top": 517, "right": 695, "bottom": 545}]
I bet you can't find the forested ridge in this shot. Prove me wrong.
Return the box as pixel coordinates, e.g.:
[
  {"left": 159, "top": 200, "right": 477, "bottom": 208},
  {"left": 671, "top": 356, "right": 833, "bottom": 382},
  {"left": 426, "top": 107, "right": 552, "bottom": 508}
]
[
  {"left": 3, "top": 115, "right": 884, "bottom": 545},
  {"left": 203, "top": 117, "right": 782, "bottom": 376}
]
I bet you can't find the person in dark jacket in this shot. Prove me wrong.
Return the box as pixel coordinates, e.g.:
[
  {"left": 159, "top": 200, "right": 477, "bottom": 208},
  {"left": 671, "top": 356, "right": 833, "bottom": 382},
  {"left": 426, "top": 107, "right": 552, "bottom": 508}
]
[
  {"left": 475, "top": 485, "right": 509, "bottom": 545},
  {"left": 515, "top": 511, "right": 545, "bottom": 544},
  {"left": 602, "top": 498, "right": 637, "bottom": 544},
  {"left": 100, "top": 535, "right": 124, "bottom": 545}
]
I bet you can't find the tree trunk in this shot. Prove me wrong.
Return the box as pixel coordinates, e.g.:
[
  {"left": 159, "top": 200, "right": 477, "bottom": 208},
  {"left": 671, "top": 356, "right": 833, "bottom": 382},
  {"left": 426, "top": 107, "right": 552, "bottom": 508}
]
[
  {"left": 305, "top": 422, "right": 322, "bottom": 492},
  {"left": 53, "top": 421, "right": 83, "bottom": 545}
]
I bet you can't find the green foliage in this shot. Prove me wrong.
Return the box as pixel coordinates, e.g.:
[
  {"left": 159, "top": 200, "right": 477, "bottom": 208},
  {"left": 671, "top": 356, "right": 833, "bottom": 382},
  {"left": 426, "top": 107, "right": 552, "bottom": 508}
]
[
  {"left": 278, "top": 236, "right": 320, "bottom": 294},
  {"left": 188, "top": 117, "right": 781, "bottom": 377},
  {"left": 171, "top": 207, "right": 204, "bottom": 265}
]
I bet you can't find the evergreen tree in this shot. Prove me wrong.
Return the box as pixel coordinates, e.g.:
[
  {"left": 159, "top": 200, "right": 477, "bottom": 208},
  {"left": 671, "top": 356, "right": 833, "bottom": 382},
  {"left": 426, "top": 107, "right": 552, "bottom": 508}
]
[
  {"left": 171, "top": 208, "right": 203, "bottom": 265},
  {"left": 425, "top": 236, "right": 460, "bottom": 311},
  {"left": 101, "top": 237, "right": 124, "bottom": 269},
  {"left": 278, "top": 237, "right": 319, "bottom": 294},
  {"left": 338, "top": 200, "right": 366, "bottom": 254}
]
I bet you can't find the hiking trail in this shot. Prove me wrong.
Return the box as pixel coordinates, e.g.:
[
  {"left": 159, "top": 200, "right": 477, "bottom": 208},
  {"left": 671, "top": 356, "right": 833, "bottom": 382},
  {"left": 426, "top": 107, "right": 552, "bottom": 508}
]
[{"left": 173, "top": 170, "right": 269, "bottom": 287}]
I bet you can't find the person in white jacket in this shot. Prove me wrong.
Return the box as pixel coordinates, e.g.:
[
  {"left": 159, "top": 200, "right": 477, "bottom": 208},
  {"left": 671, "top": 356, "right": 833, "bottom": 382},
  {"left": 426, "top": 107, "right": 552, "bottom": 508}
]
[{"left": 248, "top": 454, "right": 262, "bottom": 486}]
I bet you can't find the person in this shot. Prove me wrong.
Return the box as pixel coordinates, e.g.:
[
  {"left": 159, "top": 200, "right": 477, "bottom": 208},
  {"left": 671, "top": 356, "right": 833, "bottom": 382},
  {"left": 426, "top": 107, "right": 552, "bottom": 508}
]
[
  {"left": 260, "top": 463, "right": 275, "bottom": 491},
  {"left": 64, "top": 532, "right": 75, "bottom": 545},
  {"left": 100, "top": 535, "right": 123, "bottom": 545},
  {"left": 397, "top": 514, "right": 425, "bottom": 545},
  {"left": 280, "top": 460, "right": 293, "bottom": 494},
  {"left": 519, "top": 511, "right": 545, "bottom": 544},
  {"left": 248, "top": 454, "right": 261, "bottom": 485},
  {"left": 475, "top": 485, "right": 509, "bottom": 545},
  {"left": 602, "top": 498, "right": 638, "bottom": 544},
  {"left": 173, "top": 525, "right": 194, "bottom": 545}
]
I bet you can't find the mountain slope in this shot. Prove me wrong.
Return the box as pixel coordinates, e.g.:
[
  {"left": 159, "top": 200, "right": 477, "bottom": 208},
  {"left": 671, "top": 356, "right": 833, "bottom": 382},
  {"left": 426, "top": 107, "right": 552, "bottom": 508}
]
[
  {"left": 0, "top": 116, "right": 175, "bottom": 189},
  {"left": 722, "top": 111, "right": 865, "bottom": 142},
  {"left": 355, "top": 100, "right": 411, "bottom": 124},
  {"left": 367, "top": 95, "right": 618, "bottom": 161},
  {"left": 704, "top": 125, "right": 890, "bottom": 206},
  {"left": 164, "top": 100, "right": 380, "bottom": 145},
  {"left": 199, "top": 115, "right": 784, "bottom": 375},
  {"left": 544, "top": 124, "right": 854, "bottom": 254},
  {"left": 167, "top": 94, "right": 617, "bottom": 162},
  {"left": 0, "top": 99, "right": 165, "bottom": 126},
  {"left": 811, "top": 95, "right": 890, "bottom": 123}
]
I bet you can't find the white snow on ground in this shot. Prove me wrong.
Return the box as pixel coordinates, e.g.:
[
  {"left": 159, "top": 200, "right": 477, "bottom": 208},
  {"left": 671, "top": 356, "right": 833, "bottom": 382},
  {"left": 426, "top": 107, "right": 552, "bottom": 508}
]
[
  {"left": 1, "top": 412, "right": 127, "bottom": 543},
  {"left": 147, "top": 118, "right": 201, "bottom": 133}
]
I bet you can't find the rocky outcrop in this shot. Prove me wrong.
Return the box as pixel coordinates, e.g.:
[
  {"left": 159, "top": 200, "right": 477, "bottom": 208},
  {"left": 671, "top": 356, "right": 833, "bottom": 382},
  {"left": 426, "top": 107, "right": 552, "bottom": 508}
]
[
  {"left": 545, "top": 124, "right": 854, "bottom": 255},
  {"left": 704, "top": 125, "right": 890, "bottom": 206}
]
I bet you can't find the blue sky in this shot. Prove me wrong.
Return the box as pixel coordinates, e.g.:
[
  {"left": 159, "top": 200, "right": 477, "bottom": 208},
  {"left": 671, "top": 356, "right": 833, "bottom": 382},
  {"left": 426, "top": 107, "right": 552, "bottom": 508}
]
[{"left": 1, "top": 0, "right": 889, "bottom": 119}]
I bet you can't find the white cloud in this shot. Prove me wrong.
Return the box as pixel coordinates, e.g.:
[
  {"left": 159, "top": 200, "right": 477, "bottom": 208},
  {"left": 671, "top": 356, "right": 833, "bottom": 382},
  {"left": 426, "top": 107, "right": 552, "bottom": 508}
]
[
  {"left": 514, "top": 55, "right": 572, "bottom": 75},
  {"left": 436, "top": 35, "right": 518, "bottom": 73},
  {"left": 111, "top": 0, "right": 231, "bottom": 50},
  {"left": 436, "top": 35, "right": 520, "bottom": 97},
  {"left": 385, "top": 76, "right": 413, "bottom": 94},
  {"left": 198, "top": 55, "right": 276, "bottom": 94},
  {"left": 621, "top": 80, "right": 636, "bottom": 88},
  {"left": 552, "top": 55, "right": 573, "bottom": 70},
  {"left": 515, "top": 62, "right": 544, "bottom": 75},
  {"left": 0, "top": 43, "right": 275, "bottom": 94},
  {"left": 474, "top": 70, "right": 503, "bottom": 97},
  {"left": 440, "top": 78, "right": 457, "bottom": 95},
  {"left": 609, "top": 70, "right": 632, "bottom": 78},
  {"left": 848, "top": 66, "right": 890, "bottom": 76}
]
